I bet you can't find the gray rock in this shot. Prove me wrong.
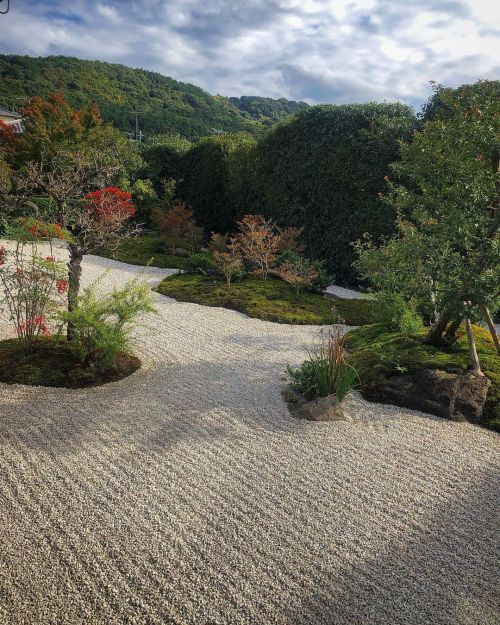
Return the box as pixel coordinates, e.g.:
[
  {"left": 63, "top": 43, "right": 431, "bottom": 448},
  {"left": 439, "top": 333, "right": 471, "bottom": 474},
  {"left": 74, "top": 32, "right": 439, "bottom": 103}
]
[
  {"left": 377, "top": 369, "right": 491, "bottom": 422},
  {"left": 291, "top": 394, "right": 349, "bottom": 422},
  {"left": 281, "top": 387, "right": 308, "bottom": 412},
  {"left": 174, "top": 248, "right": 190, "bottom": 257}
]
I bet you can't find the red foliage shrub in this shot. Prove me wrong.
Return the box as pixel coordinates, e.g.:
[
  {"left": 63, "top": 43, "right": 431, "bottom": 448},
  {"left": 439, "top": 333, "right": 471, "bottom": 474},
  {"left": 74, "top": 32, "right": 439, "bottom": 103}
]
[{"left": 85, "top": 187, "right": 135, "bottom": 228}]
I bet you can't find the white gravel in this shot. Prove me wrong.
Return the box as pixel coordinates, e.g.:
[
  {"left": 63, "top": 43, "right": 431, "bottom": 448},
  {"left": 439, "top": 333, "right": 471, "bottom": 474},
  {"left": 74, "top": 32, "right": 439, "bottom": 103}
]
[
  {"left": 0, "top": 246, "right": 499, "bottom": 625},
  {"left": 324, "top": 284, "right": 371, "bottom": 299}
]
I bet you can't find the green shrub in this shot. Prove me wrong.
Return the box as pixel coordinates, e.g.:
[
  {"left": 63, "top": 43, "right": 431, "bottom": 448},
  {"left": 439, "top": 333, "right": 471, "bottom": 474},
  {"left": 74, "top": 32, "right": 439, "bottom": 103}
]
[
  {"left": 309, "top": 259, "right": 334, "bottom": 293},
  {"left": 60, "top": 277, "right": 155, "bottom": 370},
  {"left": 375, "top": 291, "right": 424, "bottom": 335},
  {"left": 178, "top": 134, "right": 257, "bottom": 233},
  {"left": 287, "top": 328, "right": 358, "bottom": 400},
  {"left": 183, "top": 253, "right": 214, "bottom": 274}
]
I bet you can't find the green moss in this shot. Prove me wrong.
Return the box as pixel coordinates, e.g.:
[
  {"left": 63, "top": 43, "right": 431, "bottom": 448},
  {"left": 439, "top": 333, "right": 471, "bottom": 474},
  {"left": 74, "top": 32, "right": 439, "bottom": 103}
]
[
  {"left": 346, "top": 323, "right": 500, "bottom": 432},
  {"left": 94, "top": 235, "right": 212, "bottom": 270},
  {"left": 330, "top": 297, "right": 378, "bottom": 326},
  {"left": 154, "top": 273, "right": 377, "bottom": 326},
  {"left": 0, "top": 336, "right": 140, "bottom": 388}
]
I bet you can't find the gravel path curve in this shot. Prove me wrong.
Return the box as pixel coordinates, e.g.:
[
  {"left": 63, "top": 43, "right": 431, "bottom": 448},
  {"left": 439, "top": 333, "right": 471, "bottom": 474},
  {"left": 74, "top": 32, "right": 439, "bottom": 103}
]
[{"left": 0, "top": 249, "right": 499, "bottom": 625}]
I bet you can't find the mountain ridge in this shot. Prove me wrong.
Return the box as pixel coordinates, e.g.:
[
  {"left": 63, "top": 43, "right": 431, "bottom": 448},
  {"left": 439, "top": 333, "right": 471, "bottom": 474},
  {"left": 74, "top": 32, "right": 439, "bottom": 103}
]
[{"left": 0, "top": 54, "right": 308, "bottom": 139}]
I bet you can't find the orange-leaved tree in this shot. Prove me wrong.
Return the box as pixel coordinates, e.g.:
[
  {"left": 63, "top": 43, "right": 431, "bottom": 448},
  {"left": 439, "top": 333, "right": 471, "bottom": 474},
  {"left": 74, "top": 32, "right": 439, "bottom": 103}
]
[
  {"left": 0, "top": 120, "right": 19, "bottom": 155},
  {"left": 154, "top": 203, "right": 203, "bottom": 255},
  {"left": 278, "top": 257, "right": 319, "bottom": 295},
  {"left": 277, "top": 226, "right": 305, "bottom": 253},
  {"left": 14, "top": 93, "right": 101, "bottom": 164},
  {"left": 236, "top": 214, "right": 282, "bottom": 280},
  {"left": 212, "top": 236, "right": 243, "bottom": 286}
]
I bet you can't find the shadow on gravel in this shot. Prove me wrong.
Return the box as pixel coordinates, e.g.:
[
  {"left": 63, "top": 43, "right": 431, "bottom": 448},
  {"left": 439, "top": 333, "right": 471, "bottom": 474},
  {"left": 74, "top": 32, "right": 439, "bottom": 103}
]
[
  {"left": 0, "top": 357, "right": 310, "bottom": 454},
  {"left": 284, "top": 469, "right": 500, "bottom": 625}
]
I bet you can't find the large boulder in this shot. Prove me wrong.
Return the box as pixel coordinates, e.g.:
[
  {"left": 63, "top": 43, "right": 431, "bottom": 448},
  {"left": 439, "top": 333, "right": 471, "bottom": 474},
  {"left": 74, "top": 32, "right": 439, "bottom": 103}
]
[
  {"left": 374, "top": 369, "right": 491, "bottom": 422},
  {"left": 174, "top": 248, "right": 191, "bottom": 257}
]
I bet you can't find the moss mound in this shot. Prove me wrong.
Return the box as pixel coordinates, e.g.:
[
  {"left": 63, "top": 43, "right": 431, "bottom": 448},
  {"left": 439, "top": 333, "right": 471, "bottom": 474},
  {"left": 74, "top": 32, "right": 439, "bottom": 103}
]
[
  {"left": 0, "top": 337, "right": 140, "bottom": 388},
  {"left": 154, "top": 273, "right": 378, "bottom": 325},
  {"left": 94, "top": 235, "right": 211, "bottom": 270},
  {"left": 329, "top": 297, "right": 378, "bottom": 327},
  {"left": 346, "top": 323, "right": 500, "bottom": 431}
]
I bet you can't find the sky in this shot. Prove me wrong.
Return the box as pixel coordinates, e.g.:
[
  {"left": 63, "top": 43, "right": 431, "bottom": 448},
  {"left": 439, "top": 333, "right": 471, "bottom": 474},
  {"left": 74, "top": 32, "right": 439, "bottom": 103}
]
[{"left": 0, "top": 0, "right": 498, "bottom": 109}]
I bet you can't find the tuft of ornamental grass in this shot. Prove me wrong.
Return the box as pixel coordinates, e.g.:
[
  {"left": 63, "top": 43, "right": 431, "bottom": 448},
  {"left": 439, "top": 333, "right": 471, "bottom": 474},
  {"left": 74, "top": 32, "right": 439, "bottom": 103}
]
[{"left": 287, "top": 327, "right": 359, "bottom": 401}]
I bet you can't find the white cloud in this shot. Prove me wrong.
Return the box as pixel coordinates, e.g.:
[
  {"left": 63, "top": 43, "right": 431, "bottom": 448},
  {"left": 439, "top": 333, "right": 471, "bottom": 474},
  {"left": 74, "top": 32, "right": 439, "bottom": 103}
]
[{"left": 0, "top": 0, "right": 498, "bottom": 108}]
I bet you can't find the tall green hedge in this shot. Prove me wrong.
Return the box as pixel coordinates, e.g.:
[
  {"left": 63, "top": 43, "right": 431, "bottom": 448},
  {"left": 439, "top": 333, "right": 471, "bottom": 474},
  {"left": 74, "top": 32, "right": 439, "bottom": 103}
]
[
  {"left": 253, "top": 103, "right": 417, "bottom": 284},
  {"left": 140, "top": 134, "right": 192, "bottom": 193},
  {"left": 178, "top": 133, "right": 257, "bottom": 233}
]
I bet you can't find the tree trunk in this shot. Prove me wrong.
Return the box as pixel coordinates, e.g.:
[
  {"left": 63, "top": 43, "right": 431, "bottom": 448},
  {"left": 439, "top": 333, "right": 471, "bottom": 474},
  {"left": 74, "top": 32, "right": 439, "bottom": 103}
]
[
  {"left": 464, "top": 316, "right": 483, "bottom": 375},
  {"left": 444, "top": 317, "right": 461, "bottom": 344},
  {"left": 482, "top": 306, "right": 500, "bottom": 356},
  {"left": 56, "top": 199, "right": 65, "bottom": 227},
  {"left": 67, "top": 244, "right": 83, "bottom": 341},
  {"left": 425, "top": 305, "right": 453, "bottom": 346}
]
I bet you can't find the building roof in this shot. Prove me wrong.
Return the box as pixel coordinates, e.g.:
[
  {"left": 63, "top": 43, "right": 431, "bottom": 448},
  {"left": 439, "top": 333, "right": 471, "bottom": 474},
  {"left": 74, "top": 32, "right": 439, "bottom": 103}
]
[{"left": 0, "top": 107, "right": 22, "bottom": 118}]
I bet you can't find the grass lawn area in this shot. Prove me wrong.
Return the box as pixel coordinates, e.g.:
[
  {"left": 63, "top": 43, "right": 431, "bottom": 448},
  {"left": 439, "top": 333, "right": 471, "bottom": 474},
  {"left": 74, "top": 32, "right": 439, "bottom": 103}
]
[
  {"left": 154, "top": 273, "right": 378, "bottom": 325},
  {"left": 346, "top": 323, "right": 500, "bottom": 431},
  {"left": 94, "top": 235, "right": 211, "bottom": 270},
  {"left": 0, "top": 336, "right": 140, "bottom": 388}
]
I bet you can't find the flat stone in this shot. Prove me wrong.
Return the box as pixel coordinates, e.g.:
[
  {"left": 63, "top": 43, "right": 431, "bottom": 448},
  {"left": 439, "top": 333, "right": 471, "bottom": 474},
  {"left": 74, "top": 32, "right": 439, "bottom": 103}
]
[{"left": 291, "top": 394, "right": 350, "bottom": 422}]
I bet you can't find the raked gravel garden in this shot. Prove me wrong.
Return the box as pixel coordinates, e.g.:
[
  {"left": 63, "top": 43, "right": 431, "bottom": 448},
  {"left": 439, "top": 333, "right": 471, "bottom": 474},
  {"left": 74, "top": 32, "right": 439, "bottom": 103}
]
[{"left": 0, "top": 245, "right": 499, "bottom": 625}]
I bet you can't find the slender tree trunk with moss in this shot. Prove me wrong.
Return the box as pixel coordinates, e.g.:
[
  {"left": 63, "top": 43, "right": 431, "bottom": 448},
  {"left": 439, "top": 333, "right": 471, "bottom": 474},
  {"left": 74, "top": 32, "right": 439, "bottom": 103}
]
[
  {"left": 426, "top": 304, "right": 453, "bottom": 346},
  {"left": 464, "top": 316, "right": 483, "bottom": 375},
  {"left": 444, "top": 317, "right": 461, "bottom": 344},
  {"left": 483, "top": 306, "right": 500, "bottom": 356},
  {"left": 67, "top": 244, "right": 83, "bottom": 341}
]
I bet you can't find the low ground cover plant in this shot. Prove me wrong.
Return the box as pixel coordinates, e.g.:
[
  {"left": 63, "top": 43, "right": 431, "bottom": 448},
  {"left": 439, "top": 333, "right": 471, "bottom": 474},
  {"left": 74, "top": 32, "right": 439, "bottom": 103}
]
[
  {"left": 95, "top": 235, "right": 212, "bottom": 270},
  {"left": 155, "top": 273, "right": 336, "bottom": 324},
  {"left": 287, "top": 328, "right": 358, "bottom": 400},
  {"left": 154, "top": 273, "right": 378, "bottom": 325}
]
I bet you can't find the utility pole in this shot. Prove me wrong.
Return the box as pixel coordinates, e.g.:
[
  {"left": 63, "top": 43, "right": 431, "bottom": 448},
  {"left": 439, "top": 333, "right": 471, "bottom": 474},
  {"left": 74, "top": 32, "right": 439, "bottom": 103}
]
[{"left": 130, "top": 110, "right": 142, "bottom": 142}]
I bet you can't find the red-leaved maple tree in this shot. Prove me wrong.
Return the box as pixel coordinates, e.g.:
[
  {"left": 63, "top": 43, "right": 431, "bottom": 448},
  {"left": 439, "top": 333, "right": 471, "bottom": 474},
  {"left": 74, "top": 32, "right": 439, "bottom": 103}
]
[{"left": 85, "top": 187, "right": 135, "bottom": 227}]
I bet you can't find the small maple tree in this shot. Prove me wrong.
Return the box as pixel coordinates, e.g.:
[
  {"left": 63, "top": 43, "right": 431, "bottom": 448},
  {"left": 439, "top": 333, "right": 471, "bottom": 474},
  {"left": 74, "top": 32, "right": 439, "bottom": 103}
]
[
  {"left": 212, "top": 236, "right": 243, "bottom": 286},
  {"left": 155, "top": 203, "right": 203, "bottom": 255},
  {"left": 277, "top": 226, "right": 305, "bottom": 253},
  {"left": 236, "top": 214, "right": 282, "bottom": 280},
  {"left": 278, "top": 257, "right": 319, "bottom": 295}
]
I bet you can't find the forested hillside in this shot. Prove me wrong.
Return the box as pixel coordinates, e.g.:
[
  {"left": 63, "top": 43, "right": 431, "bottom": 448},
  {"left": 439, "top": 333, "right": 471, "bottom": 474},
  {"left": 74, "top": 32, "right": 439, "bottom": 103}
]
[
  {"left": 228, "top": 96, "right": 308, "bottom": 126},
  {"left": 0, "top": 55, "right": 304, "bottom": 139}
]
